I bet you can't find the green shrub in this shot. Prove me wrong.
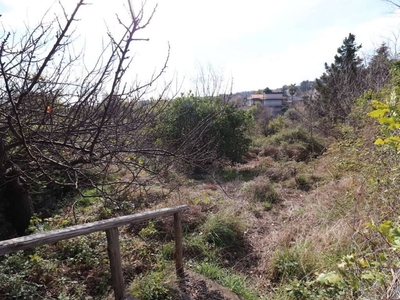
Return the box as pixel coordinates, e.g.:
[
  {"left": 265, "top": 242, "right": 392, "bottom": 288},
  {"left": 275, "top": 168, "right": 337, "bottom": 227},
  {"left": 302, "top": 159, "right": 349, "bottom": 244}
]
[
  {"left": 196, "top": 262, "right": 259, "bottom": 300},
  {"left": 202, "top": 213, "right": 245, "bottom": 250},
  {"left": 184, "top": 234, "right": 214, "bottom": 260},
  {"left": 243, "top": 177, "right": 280, "bottom": 204},
  {"left": 270, "top": 245, "right": 316, "bottom": 283},
  {"left": 0, "top": 251, "right": 44, "bottom": 299},
  {"left": 221, "top": 166, "right": 261, "bottom": 182},
  {"left": 266, "top": 115, "right": 287, "bottom": 136},
  {"left": 266, "top": 126, "right": 325, "bottom": 161},
  {"left": 295, "top": 175, "right": 311, "bottom": 191},
  {"left": 76, "top": 188, "right": 102, "bottom": 208},
  {"left": 131, "top": 269, "right": 174, "bottom": 300},
  {"left": 263, "top": 202, "right": 273, "bottom": 211},
  {"left": 221, "top": 168, "right": 240, "bottom": 181},
  {"left": 0, "top": 233, "right": 110, "bottom": 299},
  {"left": 284, "top": 108, "right": 302, "bottom": 121},
  {"left": 158, "top": 94, "right": 253, "bottom": 168},
  {"left": 272, "top": 249, "right": 302, "bottom": 282},
  {"left": 309, "top": 220, "right": 400, "bottom": 299},
  {"left": 139, "top": 221, "right": 158, "bottom": 240},
  {"left": 250, "top": 102, "right": 274, "bottom": 136},
  {"left": 161, "top": 242, "right": 175, "bottom": 261}
]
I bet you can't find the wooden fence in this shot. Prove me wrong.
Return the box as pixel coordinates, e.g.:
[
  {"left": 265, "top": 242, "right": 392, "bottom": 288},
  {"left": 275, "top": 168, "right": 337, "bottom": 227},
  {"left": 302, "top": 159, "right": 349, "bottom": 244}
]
[{"left": 0, "top": 205, "right": 189, "bottom": 300}]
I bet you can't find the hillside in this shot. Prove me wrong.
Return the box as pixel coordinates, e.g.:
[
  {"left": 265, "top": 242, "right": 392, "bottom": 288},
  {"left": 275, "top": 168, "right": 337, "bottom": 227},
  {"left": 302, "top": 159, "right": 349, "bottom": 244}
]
[
  {"left": 2, "top": 0, "right": 400, "bottom": 299},
  {"left": 2, "top": 99, "right": 399, "bottom": 300}
]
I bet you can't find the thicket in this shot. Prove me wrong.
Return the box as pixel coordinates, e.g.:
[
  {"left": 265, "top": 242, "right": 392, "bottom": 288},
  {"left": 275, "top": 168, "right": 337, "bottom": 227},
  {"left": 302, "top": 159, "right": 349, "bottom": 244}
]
[
  {"left": 308, "top": 34, "right": 391, "bottom": 129},
  {"left": 0, "top": 0, "right": 185, "bottom": 237},
  {"left": 159, "top": 94, "right": 253, "bottom": 170},
  {"left": 368, "top": 60, "right": 400, "bottom": 149},
  {"left": 258, "top": 113, "right": 326, "bottom": 162},
  {"left": 250, "top": 103, "right": 274, "bottom": 136},
  {"left": 267, "top": 54, "right": 400, "bottom": 299}
]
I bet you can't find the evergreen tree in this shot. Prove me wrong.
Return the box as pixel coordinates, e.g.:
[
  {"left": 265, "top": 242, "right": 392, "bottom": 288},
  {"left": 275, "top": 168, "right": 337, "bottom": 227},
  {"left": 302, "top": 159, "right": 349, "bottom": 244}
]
[
  {"left": 313, "top": 33, "right": 364, "bottom": 122},
  {"left": 263, "top": 87, "right": 273, "bottom": 94},
  {"left": 299, "top": 80, "right": 315, "bottom": 92}
]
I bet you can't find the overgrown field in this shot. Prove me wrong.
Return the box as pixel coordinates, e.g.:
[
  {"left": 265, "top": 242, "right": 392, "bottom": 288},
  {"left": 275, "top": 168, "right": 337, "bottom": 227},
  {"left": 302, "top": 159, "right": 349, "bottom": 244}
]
[{"left": 2, "top": 98, "right": 400, "bottom": 300}]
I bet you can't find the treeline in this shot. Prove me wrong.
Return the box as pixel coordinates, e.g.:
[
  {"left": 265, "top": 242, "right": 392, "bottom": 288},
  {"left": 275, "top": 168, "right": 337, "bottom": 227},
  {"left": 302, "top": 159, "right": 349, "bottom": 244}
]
[
  {"left": 260, "top": 33, "right": 392, "bottom": 134},
  {"left": 310, "top": 33, "right": 391, "bottom": 123}
]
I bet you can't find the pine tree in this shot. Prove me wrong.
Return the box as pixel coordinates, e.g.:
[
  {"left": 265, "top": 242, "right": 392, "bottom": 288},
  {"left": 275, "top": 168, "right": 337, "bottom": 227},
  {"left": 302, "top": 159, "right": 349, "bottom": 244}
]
[{"left": 313, "top": 33, "right": 364, "bottom": 122}]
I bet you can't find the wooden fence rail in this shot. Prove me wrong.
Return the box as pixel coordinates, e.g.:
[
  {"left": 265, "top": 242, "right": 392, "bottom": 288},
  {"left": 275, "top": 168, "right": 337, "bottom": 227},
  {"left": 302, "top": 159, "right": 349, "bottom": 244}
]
[{"left": 0, "top": 205, "right": 189, "bottom": 300}]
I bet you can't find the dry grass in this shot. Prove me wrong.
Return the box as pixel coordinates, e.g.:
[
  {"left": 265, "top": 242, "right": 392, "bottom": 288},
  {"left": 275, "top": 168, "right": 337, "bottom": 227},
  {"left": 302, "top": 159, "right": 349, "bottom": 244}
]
[
  {"left": 129, "top": 118, "right": 400, "bottom": 298},
  {"left": 4, "top": 111, "right": 400, "bottom": 300}
]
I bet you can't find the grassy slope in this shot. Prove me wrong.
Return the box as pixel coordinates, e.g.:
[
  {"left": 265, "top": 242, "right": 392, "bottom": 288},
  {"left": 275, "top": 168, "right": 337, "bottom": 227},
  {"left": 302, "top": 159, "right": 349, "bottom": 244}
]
[{"left": 1, "top": 104, "right": 399, "bottom": 299}]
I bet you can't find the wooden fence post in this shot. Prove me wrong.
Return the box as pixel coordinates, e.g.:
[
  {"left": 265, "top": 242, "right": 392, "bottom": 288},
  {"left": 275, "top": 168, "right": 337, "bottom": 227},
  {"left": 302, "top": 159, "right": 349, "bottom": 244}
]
[
  {"left": 0, "top": 205, "right": 188, "bottom": 299},
  {"left": 106, "top": 228, "right": 125, "bottom": 300},
  {"left": 174, "top": 212, "right": 184, "bottom": 279}
]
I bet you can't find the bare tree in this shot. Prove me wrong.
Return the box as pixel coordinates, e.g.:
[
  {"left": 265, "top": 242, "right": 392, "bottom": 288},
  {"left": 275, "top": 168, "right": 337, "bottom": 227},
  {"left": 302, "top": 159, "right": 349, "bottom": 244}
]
[
  {"left": 0, "top": 0, "right": 178, "bottom": 236},
  {"left": 385, "top": 29, "right": 400, "bottom": 60},
  {"left": 252, "top": 103, "right": 274, "bottom": 136},
  {"left": 365, "top": 43, "right": 391, "bottom": 92},
  {"left": 383, "top": 0, "right": 400, "bottom": 8},
  {"left": 192, "top": 62, "right": 233, "bottom": 99}
]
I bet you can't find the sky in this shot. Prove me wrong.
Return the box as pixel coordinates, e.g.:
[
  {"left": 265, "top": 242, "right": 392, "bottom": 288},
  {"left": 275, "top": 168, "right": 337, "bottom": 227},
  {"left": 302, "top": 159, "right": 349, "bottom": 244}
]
[{"left": 1, "top": 0, "right": 400, "bottom": 95}]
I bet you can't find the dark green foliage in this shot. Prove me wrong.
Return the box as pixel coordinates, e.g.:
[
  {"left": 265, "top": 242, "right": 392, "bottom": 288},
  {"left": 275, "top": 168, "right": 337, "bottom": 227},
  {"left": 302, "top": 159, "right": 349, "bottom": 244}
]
[
  {"left": 312, "top": 33, "right": 364, "bottom": 122},
  {"left": 159, "top": 94, "right": 252, "bottom": 168},
  {"left": 288, "top": 84, "right": 297, "bottom": 97},
  {"left": 299, "top": 80, "right": 315, "bottom": 92},
  {"left": 272, "top": 249, "right": 303, "bottom": 282},
  {"left": 0, "top": 233, "right": 111, "bottom": 299},
  {"left": 263, "top": 87, "right": 273, "bottom": 94},
  {"left": 206, "top": 223, "right": 239, "bottom": 249}
]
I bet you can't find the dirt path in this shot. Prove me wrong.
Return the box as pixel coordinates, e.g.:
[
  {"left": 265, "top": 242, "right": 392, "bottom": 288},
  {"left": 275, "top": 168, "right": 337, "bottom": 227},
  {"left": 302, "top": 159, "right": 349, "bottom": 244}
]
[{"left": 176, "top": 270, "right": 243, "bottom": 300}]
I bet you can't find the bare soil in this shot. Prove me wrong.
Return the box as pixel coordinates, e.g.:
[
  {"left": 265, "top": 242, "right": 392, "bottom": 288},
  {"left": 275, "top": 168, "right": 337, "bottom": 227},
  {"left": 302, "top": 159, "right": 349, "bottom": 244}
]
[{"left": 174, "top": 270, "right": 243, "bottom": 300}]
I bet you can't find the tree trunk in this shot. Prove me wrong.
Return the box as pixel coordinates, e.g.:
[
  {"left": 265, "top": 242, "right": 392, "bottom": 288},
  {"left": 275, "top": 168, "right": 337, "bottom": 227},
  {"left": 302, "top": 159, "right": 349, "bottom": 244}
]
[{"left": 3, "top": 167, "right": 33, "bottom": 236}]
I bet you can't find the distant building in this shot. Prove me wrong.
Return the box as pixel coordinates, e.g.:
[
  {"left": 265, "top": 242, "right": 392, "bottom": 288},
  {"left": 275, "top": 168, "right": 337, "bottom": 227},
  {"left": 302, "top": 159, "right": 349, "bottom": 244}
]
[{"left": 246, "top": 92, "right": 286, "bottom": 116}]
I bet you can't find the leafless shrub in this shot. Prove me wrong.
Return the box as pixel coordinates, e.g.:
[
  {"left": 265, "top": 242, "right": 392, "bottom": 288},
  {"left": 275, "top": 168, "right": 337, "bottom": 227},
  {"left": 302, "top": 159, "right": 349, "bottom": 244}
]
[
  {"left": 259, "top": 144, "right": 281, "bottom": 160},
  {"left": 0, "top": 0, "right": 185, "bottom": 235}
]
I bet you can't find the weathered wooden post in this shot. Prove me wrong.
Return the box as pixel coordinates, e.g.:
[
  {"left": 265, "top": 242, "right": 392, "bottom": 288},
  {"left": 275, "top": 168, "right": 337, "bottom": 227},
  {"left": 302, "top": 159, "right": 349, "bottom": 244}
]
[
  {"left": 0, "top": 205, "right": 188, "bottom": 298},
  {"left": 106, "top": 228, "right": 125, "bottom": 300},
  {"left": 174, "top": 212, "right": 184, "bottom": 279}
]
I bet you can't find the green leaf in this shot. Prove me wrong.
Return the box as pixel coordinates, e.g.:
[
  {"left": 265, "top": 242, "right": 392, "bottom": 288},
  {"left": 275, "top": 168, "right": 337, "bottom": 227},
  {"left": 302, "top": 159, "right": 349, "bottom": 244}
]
[
  {"left": 316, "top": 272, "right": 343, "bottom": 285},
  {"left": 378, "top": 117, "right": 396, "bottom": 126},
  {"left": 388, "top": 136, "right": 400, "bottom": 143},
  {"left": 361, "top": 271, "right": 376, "bottom": 281},
  {"left": 358, "top": 258, "right": 369, "bottom": 268},
  {"left": 374, "top": 138, "right": 385, "bottom": 145},
  {"left": 371, "top": 100, "right": 389, "bottom": 110},
  {"left": 368, "top": 108, "right": 390, "bottom": 118},
  {"left": 378, "top": 220, "right": 393, "bottom": 241}
]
